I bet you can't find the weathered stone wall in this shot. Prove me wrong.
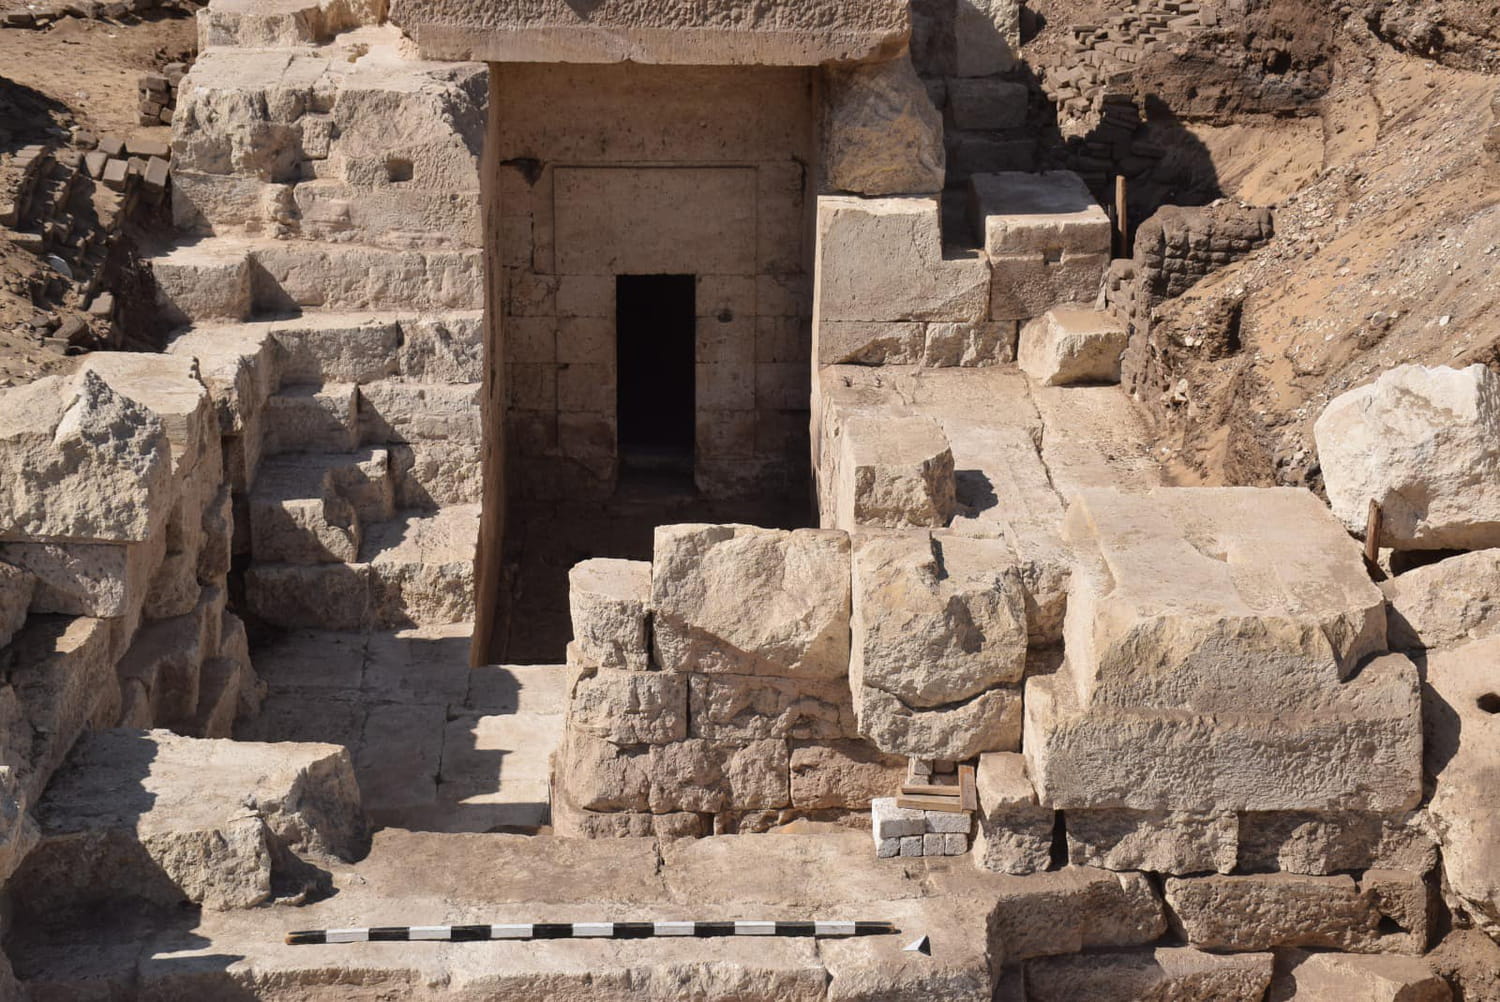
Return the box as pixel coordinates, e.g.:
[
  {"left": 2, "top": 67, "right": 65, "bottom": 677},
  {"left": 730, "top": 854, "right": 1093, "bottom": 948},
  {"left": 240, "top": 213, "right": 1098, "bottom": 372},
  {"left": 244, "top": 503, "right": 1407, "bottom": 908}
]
[{"left": 495, "top": 62, "right": 817, "bottom": 500}]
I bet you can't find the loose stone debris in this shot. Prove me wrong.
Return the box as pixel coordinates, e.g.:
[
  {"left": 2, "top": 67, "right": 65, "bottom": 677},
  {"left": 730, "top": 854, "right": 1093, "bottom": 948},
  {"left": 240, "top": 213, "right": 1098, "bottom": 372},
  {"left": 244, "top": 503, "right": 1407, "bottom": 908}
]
[{"left": 0, "top": 0, "right": 1495, "bottom": 998}]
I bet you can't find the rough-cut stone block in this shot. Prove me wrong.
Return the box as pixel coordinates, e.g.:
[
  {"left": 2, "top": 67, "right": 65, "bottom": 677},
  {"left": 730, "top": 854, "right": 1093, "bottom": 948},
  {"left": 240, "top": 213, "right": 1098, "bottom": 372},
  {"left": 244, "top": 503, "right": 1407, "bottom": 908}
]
[
  {"left": 1019, "top": 308, "right": 1129, "bottom": 386},
  {"left": 954, "top": 0, "right": 1021, "bottom": 76},
  {"left": 1423, "top": 635, "right": 1500, "bottom": 941},
  {"left": 391, "top": 0, "right": 912, "bottom": 66},
  {"left": 823, "top": 53, "right": 944, "bottom": 197},
  {"left": 0, "top": 562, "right": 34, "bottom": 650},
  {"left": 1061, "top": 487, "right": 1389, "bottom": 712},
  {"left": 1066, "top": 810, "right": 1238, "bottom": 875},
  {"left": 816, "top": 195, "right": 990, "bottom": 324},
  {"left": 1024, "top": 653, "right": 1423, "bottom": 813},
  {"left": 1277, "top": 951, "right": 1452, "bottom": 1002},
  {"left": 1316, "top": 365, "right": 1500, "bottom": 550},
  {"left": 922, "top": 320, "right": 1016, "bottom": 367},
  {"left": 947, "top": 79, "right": 1028, "bottom": 131},
  {"left": 1164, "top": 871, "right": 1429, "bottom": 954},
  {"left": 972, "top": 751, "right": 1053, "bottom": 874},
  {"left": 969, "top": 171, "right": 1112, "bottom": 257},
  {"left": 568, "top": 558, "right": 650, "bottom": 671},
  {"left": 11, "top": 729, "right": 365, "bottom": 921},
  {"left": 789, "top": 741, "right": 905, "bottom": 810},
  {"left": 688, "top": 673, "right": 856, "bottom": 742},
  {"left": 1025, "top": 947, "right": 1274, "bottom": 1002},
  {"left": 647, "top": 738, "right": 790, "bottom": 814},
  {"left": 552, "top": 731, "right": 649, "bottom": 813},
  {"left": 851, "top": 532, "right": 1026, "bottom": 708},
  {"left": 567, "top": 666, "right": 687, "bottom": 746},
  {"left": 835, "top": 416, "right": 956, "bottom": 529},
  {"left": 1236, "top": 811, "right": 1436, "bottom": 877},
  {"left": 1383, "top": 549, "right": 1500, "bottom": 650},
  {"left": 652, "top": 524, "right": 851, "bottom": 680},
  {"left": 248, "top": 466, "right": 359, "bottom": 566},
  {"left": 0, "top": 372, "right": 172, "bottom": 544},
  {"left": 151, "top": 242, "right": 252, "bottom": 324},
  {"left": 817, "top": 321, "right": 925, "bottom": 366},
  {"left": 264, "top": 384, "right": 360, "bottom": 456},
  {"left": 985, "top": 868, "right": 1166, "bottom": 961},
  {"left": 925, "top": 810, "right": 972, "bottom": 835},
  {"left": 857, "top": 683, "right": 1021, "bottom": 760}
]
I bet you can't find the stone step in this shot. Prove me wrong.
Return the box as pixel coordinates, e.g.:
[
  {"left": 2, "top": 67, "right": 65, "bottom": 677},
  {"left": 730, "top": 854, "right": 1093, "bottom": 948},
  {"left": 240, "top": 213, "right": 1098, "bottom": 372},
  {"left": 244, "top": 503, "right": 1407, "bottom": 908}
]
[
  {"left": 244, "top": 504, "right": 479, "bottom": 630},
  {"left": 263, "top": 382, "right": 360, "bottom": 456},
  {"left": 152, "top": 238, "right": 483, "bottom": 325},
  {"left": 266, "top": 310, "right": 483, "bottom": 387},
  {"left": 198, "top": 0, "right": 369, "bottom": 48},
  {"left": 8, "top": 728, "right": 368, "bottom": 928},
  {"left": 249, "top": 450, "right": 395, "bottom": 564},
  {"left": 9, "top": 831, "right": 1169, "bottom": 1001},
  {"left": 1024, "top": 947, "right": 1274, "bottom": 1001}
]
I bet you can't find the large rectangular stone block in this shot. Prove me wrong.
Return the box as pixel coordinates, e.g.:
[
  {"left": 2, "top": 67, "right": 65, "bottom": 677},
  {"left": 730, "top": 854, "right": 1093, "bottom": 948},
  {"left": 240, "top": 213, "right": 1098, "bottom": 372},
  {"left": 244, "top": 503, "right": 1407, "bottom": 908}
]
[
  {"left": 568, "top": 558, "right": 651, "bottom": 672},
  {"left": 833, "top": 416, "right": 956, "bottom": 529}
]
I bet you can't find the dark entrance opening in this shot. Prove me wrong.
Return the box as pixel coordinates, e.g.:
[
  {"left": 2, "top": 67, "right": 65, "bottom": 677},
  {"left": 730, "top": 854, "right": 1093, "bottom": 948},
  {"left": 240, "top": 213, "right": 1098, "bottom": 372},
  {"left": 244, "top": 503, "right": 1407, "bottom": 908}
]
[{"left": 616, "top": 274, "right": 696, "bottom": 480}]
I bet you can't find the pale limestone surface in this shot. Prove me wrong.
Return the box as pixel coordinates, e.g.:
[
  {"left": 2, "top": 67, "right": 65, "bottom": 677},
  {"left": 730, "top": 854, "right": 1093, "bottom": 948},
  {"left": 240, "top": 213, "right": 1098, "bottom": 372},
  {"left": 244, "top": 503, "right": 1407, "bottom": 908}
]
[
  {"left": 567, "top": 558, "right": 651, "bottom": 671},
  {"left": 1316, "top": 364, "right": 1500, "bottom": 550},
  {"left": 954, "top": 0, "right": 1022, "bottom": 76},
  {"left": 1066, "top": 810, "right": 1238, "bottom": 875},
  {"left": 822, "top": 53, "right": 945, "bottom": 197},
  {"left": 197, "top": 0, "right": 385, "bottom": 48},
  {"left": 1019, "top": 307, "right": 1129, "bottom": 386},
  {"left": 1382, "top": 548, "right": 1500, "bottom": 650},
  {"left": 389, "top": 0, "right": 911, "bottom": 65},
  {"left": 12, "top": 729, "right": 364, "bottom": 916},
  {"left": 1235, "top": 811, "right": 1436, "bottom": 877},
  {"left": 1422, "top": 635, "right": 1500, "bottom": 941},
  {"left": 972, "top": 751, "right": 1052, "bottom": 874},
  {"left": 0, "top": 372, "right": 172, "bottom": 544},
  {"left": 1025, "top": 947, "right": 1275, "bottom": 1002},
  {"left": 851, "top": 532, "right": 1026, "bottom": 707},
  {"left": 833, "top": 415, "right": 957, "bottom": 529},
  {"left": 815, "top": 195, "right": 990, "bottom": 324},
  {"left": 651, "top": 524, "right": 851, "bottom": 679},
  {"left": 856, "top": 682, "right": 1022, "bottom": 760},
  {"left": 566, "top": 666, "right": 688, "bottom": 746},
  {"left": 1276, "top": 951, "right": 1452, "bottom": 1002}
]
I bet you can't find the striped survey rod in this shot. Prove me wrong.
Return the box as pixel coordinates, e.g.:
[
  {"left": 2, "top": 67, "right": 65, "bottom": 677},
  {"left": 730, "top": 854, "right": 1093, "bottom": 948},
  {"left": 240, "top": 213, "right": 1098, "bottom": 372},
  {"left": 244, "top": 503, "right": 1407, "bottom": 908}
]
[{"left": 286, "top": 920, "right": 898, "bottom": 945}]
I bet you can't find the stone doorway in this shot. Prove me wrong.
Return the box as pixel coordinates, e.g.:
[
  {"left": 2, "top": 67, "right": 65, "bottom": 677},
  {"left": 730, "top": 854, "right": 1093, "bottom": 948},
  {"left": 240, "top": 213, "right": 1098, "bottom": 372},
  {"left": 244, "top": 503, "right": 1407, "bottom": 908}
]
[{"left": 616, "top": 273, "right": 696, "bottom": 482}]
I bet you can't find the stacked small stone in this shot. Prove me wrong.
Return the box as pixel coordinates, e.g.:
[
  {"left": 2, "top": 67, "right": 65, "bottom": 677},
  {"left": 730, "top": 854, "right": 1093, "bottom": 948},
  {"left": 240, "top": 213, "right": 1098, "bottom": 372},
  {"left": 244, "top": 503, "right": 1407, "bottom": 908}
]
[
  {"left": 872, "top": 797, "right": 970, "bottom": 858},
  {"left": 139, "top": 63, "right": 188, "bottom": 126}
]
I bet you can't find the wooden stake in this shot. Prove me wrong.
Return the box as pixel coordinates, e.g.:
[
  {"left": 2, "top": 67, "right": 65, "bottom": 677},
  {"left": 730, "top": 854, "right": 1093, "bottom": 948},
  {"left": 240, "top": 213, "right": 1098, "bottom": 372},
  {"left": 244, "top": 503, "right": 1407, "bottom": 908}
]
[
  {"left": 1114, "top": 175, "right": 1129, "bottom": 259},
  {"left": 958, "top": 763, "right": 978, "bottom": 812},
  {"left": 1364, "top": 499, "right": 1383, "bottom": 567},
  {"left": 896, "top": 795, "right": 968, "bottom": 814}
]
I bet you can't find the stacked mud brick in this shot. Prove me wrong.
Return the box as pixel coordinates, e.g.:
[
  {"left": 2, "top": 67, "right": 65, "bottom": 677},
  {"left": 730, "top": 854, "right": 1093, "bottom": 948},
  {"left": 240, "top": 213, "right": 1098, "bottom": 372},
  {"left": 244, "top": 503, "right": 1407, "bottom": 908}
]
[{"left": 138, "top": 63, "right": 189, "bottom": 126}]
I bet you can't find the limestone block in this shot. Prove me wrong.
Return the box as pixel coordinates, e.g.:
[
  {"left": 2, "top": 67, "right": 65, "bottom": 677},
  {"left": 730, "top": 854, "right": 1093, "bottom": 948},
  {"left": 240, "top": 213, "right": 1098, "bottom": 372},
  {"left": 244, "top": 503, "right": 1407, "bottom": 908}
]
[
  {"left": 248, "top": 243, "right": 484, "bottom": 313},
  {"left": 651, "top": 524, "right": 851, "bottom": 680},
  {"left": 552, "top": 731, "right": 649, "bottom": 813},
  {"left": 969, "top": 171, "right": 1112, "bottom": 257},
  {"left": 1315, "top": 364, "right": 1500, "bottom": 550},
  {"left": 1025, "top": 948, "right": 1274, "bottom": 1002},
  {"left": 2, "top": 616, "right": 118, "bottom": 803},
  {"left": 1236, "top": 811, "right": 1436, "bottom": 876},
  {"left": 688, "top": 673, "right": 857, "bottom": 742},
  {"left": 0, "top": 371, "right": 173, "bottom": 544},
  {"left": 151, "top": 242, "right": 252, "bottom": 324},
  {"left": 246, "top": 562, "right": 372, "bottom": 632},
  {"left": 568, "top": 558, "right": 650, "bottom": 671},
  {"left": 0, "top": 562, "right": 34, "bottom": 650},
  {"left": 391, "top": 0, "right": 912, "bottom": 65},
  {"left": 567, "top": 666, "right": 687, "bottom": 746},
  {"left": 389, "top": 441, "right": 482, "bottom": 508},
  {"left": 823, "top": 53, "right": 944, "bottom": 197},
  {"left": 922, "top": 320, "right": 1016, "bottom": 367},
  {"left": 0, "top": 538, "right": 159, "bottom": 642},
  {"left": 551, "top": 796, "right": 703, "bottom": 840},
  {"left": 857, "top": 683, "right": 1021, "bottom": 760},
  {"left": 1061, "top": 488, "right": 1389, "bottom": 712},
  {"left": 647, "top": 738, "right": 789, "bottom": 814},
  {"left": 144, "top": 550, "right": 203, "bottom": 622},
  {"left": 1023, "top": 653, "right": 1423, "bottom": 813},
  {"left": 872, "top": 797, "right": 926, "bottom": 840},
  {"left": 1163, "top": 871, "right": 1429, "bottom": 954},
  {"left": 988, "top": 251, "right": 1111, "bottom": 322},
  {"left": 0, "top": 766, "right": 38, "bottom": 885},
  {"left": 985, "top": 868, "right": 1166, "bottom": 961},
  {"left": 972, "top": 752, "right": 1053, "bottom": 874},
  {"left": 264, "top": 384, "right": 360, "bottom": 456},
  {"left": 197, "top": 0, "right": 379, "bottom": 48},
  {"left": 1019, "top": 308, "right": 1129, "bottom": 386},
  {"left": 396, "top": 312, "right": 484, "bottom": 383},
  {"left": 359, "top": 382, "right": 481, "bottom": 445},
  {"left": 947, "top": 79, "right": 1028, "bottom": 131},
  {"left": 1066, "top": 810, "right": 1238, "bottom": 876},
  {"left": 1277, "top": 951, "right": 1452, "bottom": 1002},
  {"left": 249, "top": 468, "right": 359, "bottom": 566},
  {"left": 817, "top": 321, "right": 925, "bottom": 366},
  {"left": 118, "top": 586, "right": 224, "bottom": 726},
  {"left": 815, "top": 195, "right": 990, "bottom": 324},
  {"left": 954, "top": 0, "right": 1021, "bottom": 76},
  {"left": 269, "top": 314, "right": 402, "bottom": 386},
  {"left": 852, "top": 532, "right": 1026, "bottom": 708},
  {"left": 789, "top": 741, "right": 905, "bottom": 810},
  {"left": 835, "top": 416, "right": 957, "bottom": 529},
  {"left": 365, "top": 507, "right": 479, "bottom": 628},
  {"left": 12, "top": 729, "right": 366, "bottom": 918},
  {"left": 1383, "top": 549, "right": 1500, "bottom": 650},
  {"left": 1423, "top": 635, "right": 1500, "bottom": 941}
]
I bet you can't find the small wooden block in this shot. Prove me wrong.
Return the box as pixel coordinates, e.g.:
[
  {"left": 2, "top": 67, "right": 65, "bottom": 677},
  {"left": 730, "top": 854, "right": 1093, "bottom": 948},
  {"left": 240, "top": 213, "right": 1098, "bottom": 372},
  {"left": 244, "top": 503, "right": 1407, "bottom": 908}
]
[
  {"left": 896, "top": 795, "right": 968, "bottom": 814},
  {"left": 959, "top": 763, "right": 978, "bottom": 812},
  {"left": 900, "top": 782, "right": 962, "bottom": 797}
]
